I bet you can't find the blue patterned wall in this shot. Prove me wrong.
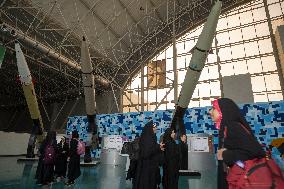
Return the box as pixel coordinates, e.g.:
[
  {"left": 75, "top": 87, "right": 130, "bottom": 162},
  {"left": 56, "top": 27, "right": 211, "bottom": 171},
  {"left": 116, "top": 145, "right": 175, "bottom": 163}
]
[{"left": 67, "top": 101, "right": 284, "bottom": 158}]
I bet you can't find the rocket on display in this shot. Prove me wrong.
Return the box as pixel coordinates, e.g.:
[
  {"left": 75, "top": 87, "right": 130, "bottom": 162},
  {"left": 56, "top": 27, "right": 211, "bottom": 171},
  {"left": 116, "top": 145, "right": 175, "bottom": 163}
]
[
  {"left": 80, "top": 36, "right": 99, "bottom": 163},
  {"left": 15, "top": 42, "right": 45, "bottom": 158},
  {"left": 171, "top": 0, "right": 222, "bottom": 134}
]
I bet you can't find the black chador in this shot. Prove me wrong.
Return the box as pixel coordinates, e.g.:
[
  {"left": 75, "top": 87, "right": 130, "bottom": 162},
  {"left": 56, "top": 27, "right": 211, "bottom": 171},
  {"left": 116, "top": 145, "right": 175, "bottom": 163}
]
[
  {"left": 66, "top": 131, "right": 81, "bottom": 185},
  {"left": 55, "top": 137, "right": 69, "bottom": 178},
  {"left": 162, "top": 128, "right": 179, "bottom": 189},
  {"left": 134, "top": 121, "right": 162, "bottom": 189}
]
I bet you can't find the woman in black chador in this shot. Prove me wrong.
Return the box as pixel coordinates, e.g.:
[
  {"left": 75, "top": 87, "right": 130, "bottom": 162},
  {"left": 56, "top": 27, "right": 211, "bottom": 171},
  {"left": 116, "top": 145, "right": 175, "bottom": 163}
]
[
  {"left": 65, "top": 130, "right": 81, "bottom": 186},
  {"left": 55, "top": 136, "right": 69, "bottom": 180},
  {"left": 162, "top": 128, "right": 179, "bottom": 189},
  {"left": 35, "top": 131, "right": 57, "bottom": 186},
  {"left": 134, "top": 121, "right": 164, "bottom": 189},
  {"left": 210, "top": 98, "right": 266, "bottom": 189},
  {"left": 178, "top": 134, "right": 188, "bottom": 170}
]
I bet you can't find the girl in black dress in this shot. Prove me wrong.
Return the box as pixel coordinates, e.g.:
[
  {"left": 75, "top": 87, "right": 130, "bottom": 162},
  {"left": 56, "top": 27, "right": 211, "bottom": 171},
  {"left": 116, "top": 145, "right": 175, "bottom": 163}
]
[
  {"left": 65, "top": 131, "right": 81, "bottom": 186},
  {"left": 163, "top": 128, "right": 179, "bottom": 189},
  {"left": 134, "top": 121, "right": 165, "bottom": 189},
  {"left": 55, "top": 136, "right": 69, "bottom": 180},
  {"left": 35, "top": 131, "right": 57, "bottom": 186}
]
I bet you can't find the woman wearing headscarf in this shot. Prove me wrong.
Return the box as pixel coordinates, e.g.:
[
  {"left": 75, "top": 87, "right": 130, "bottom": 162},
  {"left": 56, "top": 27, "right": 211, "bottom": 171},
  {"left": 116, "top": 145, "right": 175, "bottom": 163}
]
[
  {"left": 178, "top": 134, "right": 188, "bottom": 170},
  {"left": 134, "top": 121, "right": 164, "bottom": 189},
  {"left": 35, "top": 130, "right": 57, "bottom": 186},
  {"left": 162, "top": 128, "right": 179, "bottom": 189},
  {"left": 210, "top": 98, "right": 268, "bottom": 189},
  {"left": 55, "top": 136, "right": 69, "bottom": 180},
  {"left": 65, "top": 130, "right": 81, "bottom": 186}
]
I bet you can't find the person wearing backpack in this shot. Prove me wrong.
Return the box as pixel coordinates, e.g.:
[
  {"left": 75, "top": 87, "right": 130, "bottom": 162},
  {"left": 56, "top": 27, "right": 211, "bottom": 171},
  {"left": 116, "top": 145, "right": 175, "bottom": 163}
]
[
  {"left": 210, "top": 98, "right": 284, "bottom": 189},
  {"left": 65, "top": 130, "right": 81, "bottom": 186},
  {"left": 126, "top": 137, "right": 140, "bottom": 184},
  {"left": 35, "top": 131, "right": 57, "bottom": 186}
]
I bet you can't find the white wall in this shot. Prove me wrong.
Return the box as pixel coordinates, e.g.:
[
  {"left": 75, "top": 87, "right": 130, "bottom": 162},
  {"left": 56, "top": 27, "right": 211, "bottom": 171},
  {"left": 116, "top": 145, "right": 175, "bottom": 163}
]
[
  {"left": 0, "top": 131, "right": 30, "bottom": 155},
  {"left": 0, "top": 132, "right": 67, "bottom": 156}
]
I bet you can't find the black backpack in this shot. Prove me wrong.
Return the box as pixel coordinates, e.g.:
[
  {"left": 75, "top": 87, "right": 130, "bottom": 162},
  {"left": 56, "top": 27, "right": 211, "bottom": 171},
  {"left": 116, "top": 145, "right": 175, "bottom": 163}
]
[{"left": 121, "top": 138, "right": 140, "bottom": 160}]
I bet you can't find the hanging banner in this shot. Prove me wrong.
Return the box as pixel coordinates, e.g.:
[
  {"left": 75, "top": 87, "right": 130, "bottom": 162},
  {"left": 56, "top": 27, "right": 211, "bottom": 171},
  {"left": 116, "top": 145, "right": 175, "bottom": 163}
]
[{"left": 147, "top": 59, "right": 166, "bottom": 88}]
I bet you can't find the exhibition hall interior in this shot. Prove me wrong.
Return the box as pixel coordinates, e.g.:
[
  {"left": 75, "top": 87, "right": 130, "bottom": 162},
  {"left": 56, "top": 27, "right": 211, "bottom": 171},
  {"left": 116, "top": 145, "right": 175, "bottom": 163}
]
[{"left": 0, "top": 0, "right": 284, "bottom": 188}]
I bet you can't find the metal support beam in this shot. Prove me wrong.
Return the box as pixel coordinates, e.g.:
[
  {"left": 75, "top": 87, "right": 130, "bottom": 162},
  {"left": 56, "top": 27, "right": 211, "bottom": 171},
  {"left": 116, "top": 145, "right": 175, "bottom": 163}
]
[
  {"left": 117, "top": 0, "right": 146, "bottom": 35},
  {"left": 0, "top": 0, "right": 7, "bottom": 7},
  {"left": 154, "top": 87, "right": 173, "bottom": 111},
  {"left": 0, "top": 23, "right": 110, "bottom": 87},
  {"left": 110, "top": 83, "right": 120, "bottom": 112},
  {"left": 214, "top": 36, "right": 224, "bottom": 97},
  {"left": 141, "top": 63, "right": 145, "bottom": 111},
  {"left": 4, "top": 44, "right": 79, "bottom": 82},
  {"left": 124, "top": 91, "right": 139, "bottom": 112},
  {"left": 78, "top": 0, "right": 129, "bottom": 49},
  {"left": 173, "top": 0, "right": 178, "bottom": 104},
  {"left": 263, "top": 0, "right": 284, "bottom": 96},
  {"left": 148, "top": 0, "right": 164, "bottom": 23}
]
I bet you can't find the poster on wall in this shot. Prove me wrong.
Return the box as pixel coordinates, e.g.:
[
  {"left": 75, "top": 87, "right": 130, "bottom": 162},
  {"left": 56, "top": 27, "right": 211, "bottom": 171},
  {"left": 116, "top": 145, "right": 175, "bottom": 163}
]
[{"left": 189, "top": 136, "right": 209, "bottom": 152}]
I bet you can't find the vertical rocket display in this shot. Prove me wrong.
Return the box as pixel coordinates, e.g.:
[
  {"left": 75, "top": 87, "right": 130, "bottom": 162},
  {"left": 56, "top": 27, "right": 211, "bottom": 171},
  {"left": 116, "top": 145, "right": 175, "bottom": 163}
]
[
  {"left": 80, "top": 36, "right": 98, "bottom": 163},
  {"left": 15, "top": 42, "right": 44, "bottom": 158},
  {"left": 171, "top": 0, "right": 222, "bottom": 134}
]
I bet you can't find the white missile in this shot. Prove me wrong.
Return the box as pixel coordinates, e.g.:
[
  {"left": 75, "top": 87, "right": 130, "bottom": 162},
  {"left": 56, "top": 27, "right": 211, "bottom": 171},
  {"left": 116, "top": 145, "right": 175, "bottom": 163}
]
[
  {"left": 171, "top": 0, "right": 222, "bottom": 134},
  {"left": 81, "top": 36, "right": 96, "bottom": 115},
  {"left": 15, "top": 42, "right": 44, "bottom": 158},
  {"left": 80, "top": 36, "right": 98, "bottom": 163}
]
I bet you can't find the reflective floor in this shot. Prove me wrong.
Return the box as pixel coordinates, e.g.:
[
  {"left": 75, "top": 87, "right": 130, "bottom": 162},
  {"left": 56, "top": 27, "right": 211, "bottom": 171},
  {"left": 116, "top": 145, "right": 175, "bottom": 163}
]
[{"left": 0, "top": 157, "right": 216, "bottom": 189}]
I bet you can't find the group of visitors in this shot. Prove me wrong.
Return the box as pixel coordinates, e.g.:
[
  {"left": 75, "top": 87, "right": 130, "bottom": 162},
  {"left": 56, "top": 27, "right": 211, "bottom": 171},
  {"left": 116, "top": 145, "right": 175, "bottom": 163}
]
[{"left": 35, "top": 130, "right": 82, "bottom": 187}]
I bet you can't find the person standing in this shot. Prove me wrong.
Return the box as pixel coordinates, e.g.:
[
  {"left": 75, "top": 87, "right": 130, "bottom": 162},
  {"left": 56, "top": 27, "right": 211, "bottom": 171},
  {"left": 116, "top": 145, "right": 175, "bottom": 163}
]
[
  {"left": 35, "top": 131, "right": 57, "bottom": 186},
  {"left": 179, "top": 134, "right": 188, "bottom": 170},
  {"left": 134, "top": 121, "right": 165, "bottom": 189},
  {"left": 163, "top": 128, "right": 179, "bottom": 189},
  {"left": 55, "top": 136, "right": 69, "bottom": 180},
  {"left": 210, "top": 98, "right": 284, "bottom": 189},
  {"left": 65, "top": 131, "right": 81, "bottom": 186}
]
